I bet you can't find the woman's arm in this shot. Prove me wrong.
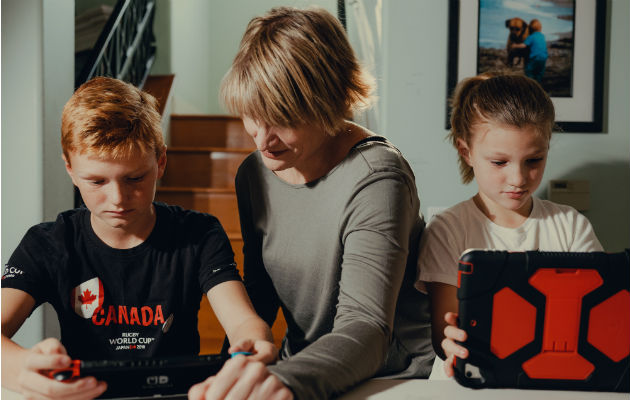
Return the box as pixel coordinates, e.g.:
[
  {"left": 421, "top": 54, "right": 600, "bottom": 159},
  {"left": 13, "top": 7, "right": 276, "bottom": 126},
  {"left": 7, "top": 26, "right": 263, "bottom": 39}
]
[{"left": 264, "top": 171, "right": 420, "bottom": 398}]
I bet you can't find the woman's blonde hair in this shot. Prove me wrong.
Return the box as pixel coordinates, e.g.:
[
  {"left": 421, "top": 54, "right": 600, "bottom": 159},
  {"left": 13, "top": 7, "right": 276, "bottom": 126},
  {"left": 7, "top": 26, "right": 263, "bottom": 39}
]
[
  {"left": 448, "top": 73, "right": 555, "bottom": 184},
  {"left": 221, "top": 6, "right": 374, "bottom": 135}
]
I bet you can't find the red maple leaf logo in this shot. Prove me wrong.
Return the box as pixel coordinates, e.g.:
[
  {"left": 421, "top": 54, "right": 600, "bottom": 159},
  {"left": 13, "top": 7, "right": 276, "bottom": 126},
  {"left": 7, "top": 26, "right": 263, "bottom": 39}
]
[{"left": 78, "top": 289, "right": 97, "bottom": 306}]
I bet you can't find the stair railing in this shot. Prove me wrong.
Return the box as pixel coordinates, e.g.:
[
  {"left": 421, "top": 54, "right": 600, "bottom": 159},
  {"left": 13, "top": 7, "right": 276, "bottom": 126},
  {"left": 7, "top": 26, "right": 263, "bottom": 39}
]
[{"left": 75, "top": 0, "right": 156, "bottom": 89}]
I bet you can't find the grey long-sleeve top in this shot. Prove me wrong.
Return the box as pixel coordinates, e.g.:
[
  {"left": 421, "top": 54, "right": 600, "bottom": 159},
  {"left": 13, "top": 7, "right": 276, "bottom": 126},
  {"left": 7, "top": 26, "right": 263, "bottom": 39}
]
[{"left": 235, "top": 137, "right": 434, "bottom": 399}]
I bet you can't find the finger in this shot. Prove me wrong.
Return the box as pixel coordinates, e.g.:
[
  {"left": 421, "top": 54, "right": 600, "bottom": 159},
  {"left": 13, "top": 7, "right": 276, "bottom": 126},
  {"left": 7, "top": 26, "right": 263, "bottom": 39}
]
[
  {"left": 444, "top": 355, "right": 455, "bottom": 378},
  {"left": 188, "top": 377, "right": 214, "bottom": 400},
  {"left": 24, "top": 352, "right": 72, "bottom": 373},
  {"left": 441, "top": 337, "right": 468, "bottom": 361},
  {"left": 20, "top": 373, "right": 104, "bottom": 400},
  {"left": 229, "top": 339, "right": 254, "bottom": 354},
  {"left": 255, "top": 374, "right": 292, "bottom": 400},
  {"left": 32, "top": 338, "right": 68, "bottom": 356},
  {"left": 204, "top": 356, "right": 248, "bottom": 399},
  {"left": 232, "top": 362, "right": 270, "bottom": 399},
  {"left": 444, "top": 325, "right": 467, "bottom": 342},
  {"left": 248, "top": 343, "right": 276, "bottom": 364},
  {"left": 53, "top": 381, "right": 108, "bottom": 400},
  {"left": 444, "top": 312, "right": 458, "bottom": 326}
]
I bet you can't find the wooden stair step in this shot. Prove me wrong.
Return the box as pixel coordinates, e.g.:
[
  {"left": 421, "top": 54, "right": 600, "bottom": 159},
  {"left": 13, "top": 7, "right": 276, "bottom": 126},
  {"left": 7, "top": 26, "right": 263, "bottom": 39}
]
[
  {"left": 142, "top": 75, "right": 175, "bottom": 116},
  {"left": 170, "top": 115, "right": 253, "bottom": 149},
  {"left": 162, "top": 147, "right": 253, "bottom": 188},
  {"left": 155, "top": 187, "right": 240, "bottom": 233}
]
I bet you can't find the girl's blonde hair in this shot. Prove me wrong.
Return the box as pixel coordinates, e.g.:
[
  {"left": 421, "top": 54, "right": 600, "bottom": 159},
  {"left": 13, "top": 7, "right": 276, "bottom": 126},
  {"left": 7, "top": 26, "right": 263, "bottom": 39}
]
[
  {"left": 448, "top": 73, "right": 555, "bottom": 183},
  {"left": 220, "top": 6, "right": 374, "bottom": 135}
]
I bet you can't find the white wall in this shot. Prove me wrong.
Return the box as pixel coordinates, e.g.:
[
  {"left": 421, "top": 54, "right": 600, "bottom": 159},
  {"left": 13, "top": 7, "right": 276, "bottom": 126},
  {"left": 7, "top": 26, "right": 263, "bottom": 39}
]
[
  {"left": 2, "top": 0, "right": 46, "bottom": 349},
  {"left": 382, "top": 0, "right": 629, "bottom": 251},
  {"left": 152, "top": 0, "right": 336, "bottom": 115},
  {"left": 1, "top": 0, "right": 74, "bottom": 347},
  {"left": 152, "top": 0, "right": 628, "bottom": 250}
]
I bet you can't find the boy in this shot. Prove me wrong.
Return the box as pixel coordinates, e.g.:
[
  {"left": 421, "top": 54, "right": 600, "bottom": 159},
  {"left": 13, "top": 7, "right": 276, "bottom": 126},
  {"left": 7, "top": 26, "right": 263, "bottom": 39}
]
[
  {"left": 1, "top": 77, "right": 276, "bottom": 399},
  {"left": 511, "top": 19, "right": 548, "bottom": 83}
]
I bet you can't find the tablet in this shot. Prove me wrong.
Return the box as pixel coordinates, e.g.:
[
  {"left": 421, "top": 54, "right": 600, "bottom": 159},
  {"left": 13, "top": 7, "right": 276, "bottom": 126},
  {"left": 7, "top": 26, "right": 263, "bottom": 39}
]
[
  {"left": 49, "top": 353, "right": 228, "bottom": 399},
  {"left": 454, "top": 249, "right": 630, "bottom": 392}
]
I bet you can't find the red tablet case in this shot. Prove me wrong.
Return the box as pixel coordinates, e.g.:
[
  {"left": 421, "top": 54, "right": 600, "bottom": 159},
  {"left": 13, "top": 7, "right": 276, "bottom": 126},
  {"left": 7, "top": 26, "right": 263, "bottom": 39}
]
[{"left": 454, "top": 250, "right": 630, "bottom": 392}]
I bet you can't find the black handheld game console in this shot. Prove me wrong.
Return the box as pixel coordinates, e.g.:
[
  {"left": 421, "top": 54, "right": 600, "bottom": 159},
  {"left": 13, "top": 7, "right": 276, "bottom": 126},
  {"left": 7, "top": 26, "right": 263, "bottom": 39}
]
[
  {"left": 49, "top": 354, "right": 228, "bottom": 398},
  {"left": 454, "top": 249, "right": 630, "bottom": 392}
]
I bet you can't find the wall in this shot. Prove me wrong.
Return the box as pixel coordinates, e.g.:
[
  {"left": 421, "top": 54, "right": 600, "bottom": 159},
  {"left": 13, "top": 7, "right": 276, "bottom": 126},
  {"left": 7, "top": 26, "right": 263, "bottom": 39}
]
[
  {"left": 152, "top": 0, "right": 336, "bottom": 115},
  {"left": 382, "top": 0, "right": 629, "bottom": 251},
  {"left": 1, "top": 0, "right": 74, "bottom": 347},
  {"left": 154, "top": 0, "right": 628, "bottom": 250},
  {"left": 2, "top": 0, "right": 46, "bottom": 348}
]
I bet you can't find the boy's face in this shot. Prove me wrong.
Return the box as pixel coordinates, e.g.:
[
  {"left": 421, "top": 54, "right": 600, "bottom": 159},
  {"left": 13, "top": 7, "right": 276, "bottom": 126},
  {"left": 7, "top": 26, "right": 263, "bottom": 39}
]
[
  {"left": 64, "top": 148, "right": 166, "bottom": 238},
  {"left": 458, "top": 122, "right": 548, "bottom": 224}
]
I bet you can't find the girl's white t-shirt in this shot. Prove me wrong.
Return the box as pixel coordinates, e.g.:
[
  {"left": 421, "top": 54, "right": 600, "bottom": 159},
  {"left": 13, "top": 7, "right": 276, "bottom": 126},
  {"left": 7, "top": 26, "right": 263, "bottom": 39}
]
[{"left": 415, "top": 197, "right": 603, "bottom": 380}]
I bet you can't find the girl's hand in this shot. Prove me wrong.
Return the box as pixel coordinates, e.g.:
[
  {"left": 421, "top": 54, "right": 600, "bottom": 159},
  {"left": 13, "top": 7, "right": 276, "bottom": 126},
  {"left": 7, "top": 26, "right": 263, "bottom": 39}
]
[
  {"left": 229, "top": 339, "right": 278, "bottom": 364},
  {"left": 441, "top": 312, "right": 469, "bottom": 377}
]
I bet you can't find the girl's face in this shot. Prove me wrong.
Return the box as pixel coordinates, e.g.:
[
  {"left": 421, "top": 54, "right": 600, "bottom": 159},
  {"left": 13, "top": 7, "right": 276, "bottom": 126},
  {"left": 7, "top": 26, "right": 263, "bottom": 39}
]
[{"left": 458, "top": 121, "right": 549, "bottom": 225}]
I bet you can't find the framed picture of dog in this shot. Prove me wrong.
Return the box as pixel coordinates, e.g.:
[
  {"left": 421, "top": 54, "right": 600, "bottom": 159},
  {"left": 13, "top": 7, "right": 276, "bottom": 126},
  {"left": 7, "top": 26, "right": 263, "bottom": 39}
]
[{"left": 446, "top": 0, "right": 606, "bottom": 132}]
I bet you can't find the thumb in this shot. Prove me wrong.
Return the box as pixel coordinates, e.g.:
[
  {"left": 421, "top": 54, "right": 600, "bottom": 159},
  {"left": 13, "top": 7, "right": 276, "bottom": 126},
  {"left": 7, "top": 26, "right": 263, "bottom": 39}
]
[
  {"left": 25, "top": 352, "right": 71, "bottom": 372},
  {"left": 229, "top": 338, "right": 254, "bottom": 354}
]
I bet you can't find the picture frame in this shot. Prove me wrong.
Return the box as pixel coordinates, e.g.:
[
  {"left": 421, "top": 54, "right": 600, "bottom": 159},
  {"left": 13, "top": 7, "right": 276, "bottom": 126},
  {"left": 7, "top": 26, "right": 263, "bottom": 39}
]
[{"left": 446, "top": 0, "right": 606, "bottom": 132}]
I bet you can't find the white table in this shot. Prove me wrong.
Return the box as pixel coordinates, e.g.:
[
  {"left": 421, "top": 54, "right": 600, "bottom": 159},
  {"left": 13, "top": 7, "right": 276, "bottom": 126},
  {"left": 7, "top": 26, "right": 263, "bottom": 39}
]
[
  {"left": 339, "top": 379, "right": 628, "bottom": 399},
  {"left": 4, "top": 379, "right": 627, "bottom": 399}
]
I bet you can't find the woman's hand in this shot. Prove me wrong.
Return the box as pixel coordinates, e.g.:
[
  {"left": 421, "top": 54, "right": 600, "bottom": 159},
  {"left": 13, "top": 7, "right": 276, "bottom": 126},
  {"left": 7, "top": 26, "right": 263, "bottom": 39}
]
[
  {"left": 441, "top": 312, "right": 469, "bottom": 378},
  {"left": 229, "top": 338, "right": 278, "bottom": 364},
  {"left": 188, "top": 355, "right": 293, "bottom": 400},
  {"left": 14, "top": 338, "right": 107, "bottom": 400}
]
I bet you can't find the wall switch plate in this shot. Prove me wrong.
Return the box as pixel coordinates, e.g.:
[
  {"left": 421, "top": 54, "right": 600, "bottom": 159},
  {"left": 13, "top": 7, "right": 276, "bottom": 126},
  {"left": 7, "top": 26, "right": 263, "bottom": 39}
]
[{"left": 548, "top": 180, "right": 590, "bottom": 211}]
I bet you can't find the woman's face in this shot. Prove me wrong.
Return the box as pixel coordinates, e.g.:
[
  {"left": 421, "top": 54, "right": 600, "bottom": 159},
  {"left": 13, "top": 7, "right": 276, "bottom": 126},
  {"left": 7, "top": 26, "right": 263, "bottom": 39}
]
[{"left": 242, "top": 116, "right": 331, "bottom": 178}]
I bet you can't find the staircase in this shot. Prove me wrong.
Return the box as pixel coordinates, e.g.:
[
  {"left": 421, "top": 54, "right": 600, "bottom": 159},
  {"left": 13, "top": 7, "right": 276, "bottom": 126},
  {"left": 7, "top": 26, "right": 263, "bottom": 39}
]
[{"left": 154, "top": 114, "right": 287, "bottom": 354}]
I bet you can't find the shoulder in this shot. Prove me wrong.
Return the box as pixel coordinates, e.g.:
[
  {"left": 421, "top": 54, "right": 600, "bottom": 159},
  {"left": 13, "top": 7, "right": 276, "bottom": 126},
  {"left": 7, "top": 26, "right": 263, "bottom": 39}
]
[
  {"left": 532, "top": 198, "right": 595, "bottom": 233},
  {"left": 534, "top": 198, "right": 584, "bottom": 221},
  {"left": 430, "top": 199, "right": 476, "bottom": 226},
  {"left": 532, "top": 198, "right": 602, "bottom": 251},
  {"left": 338, "top": 137, "right": 417, "bottom": 197},
  {"left": 350, "top": 137, "right": 413, "bottom": 174},
  {"left": 154, "top": 202, "right": 224, "bottom": 237},
  {"left": 236, "top": 151, "right": 263, "bottom": 179},
  {"left": 422, "top": 200, "right": 477, "bottom": 243},
  {"left": 7, "top": 208, "right": 88, "bottom": 266},
  {"left": 26, "top": 208, "right": 86, "bottom": 243}
]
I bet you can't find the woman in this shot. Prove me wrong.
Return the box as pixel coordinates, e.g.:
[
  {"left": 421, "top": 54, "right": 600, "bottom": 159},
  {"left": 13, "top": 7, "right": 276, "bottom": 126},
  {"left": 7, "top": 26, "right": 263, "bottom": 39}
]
[{"left": 190, "top": 7, "right": 433, "bottom": 399}]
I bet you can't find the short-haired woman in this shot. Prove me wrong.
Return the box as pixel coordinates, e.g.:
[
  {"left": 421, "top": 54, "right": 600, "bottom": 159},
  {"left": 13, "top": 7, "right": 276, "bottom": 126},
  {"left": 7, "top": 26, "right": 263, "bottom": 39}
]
[{"left": 189, "top": 7, "right": 433, "bottom": 399}]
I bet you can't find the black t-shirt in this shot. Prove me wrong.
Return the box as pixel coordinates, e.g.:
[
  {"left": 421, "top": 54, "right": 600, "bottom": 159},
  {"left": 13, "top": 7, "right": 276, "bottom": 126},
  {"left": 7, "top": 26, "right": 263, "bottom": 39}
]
[{"left": 2, "top": 202, "right": 240, "bottom": 360}]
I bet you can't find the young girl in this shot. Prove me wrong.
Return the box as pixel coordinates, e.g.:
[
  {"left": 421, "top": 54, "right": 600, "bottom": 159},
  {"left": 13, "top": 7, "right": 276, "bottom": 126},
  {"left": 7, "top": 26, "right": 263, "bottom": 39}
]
[{"left": 415, "top": 73, "right": 602, "bottom": 378}]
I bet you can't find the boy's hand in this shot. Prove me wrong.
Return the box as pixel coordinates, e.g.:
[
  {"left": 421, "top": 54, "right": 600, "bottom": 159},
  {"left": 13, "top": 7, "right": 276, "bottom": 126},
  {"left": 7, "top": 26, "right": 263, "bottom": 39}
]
[
  {"left": 188, "top": 355, "right": 292, "bottom": 400},
  {"left": 229, "top": 339, "right": 278, "bottom": 364},
  {"left": 15, "top": 338, "right": 107, "bottom": 400},
  {"left": 441, "top": 312, "right": 469, "bottom": 378}
]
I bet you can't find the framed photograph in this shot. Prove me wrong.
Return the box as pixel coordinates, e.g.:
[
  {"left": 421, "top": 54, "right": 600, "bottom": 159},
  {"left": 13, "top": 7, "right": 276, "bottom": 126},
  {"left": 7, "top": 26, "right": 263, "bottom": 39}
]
[{"left": 446, "top": 0, "right": 606, "bottom": 132}]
